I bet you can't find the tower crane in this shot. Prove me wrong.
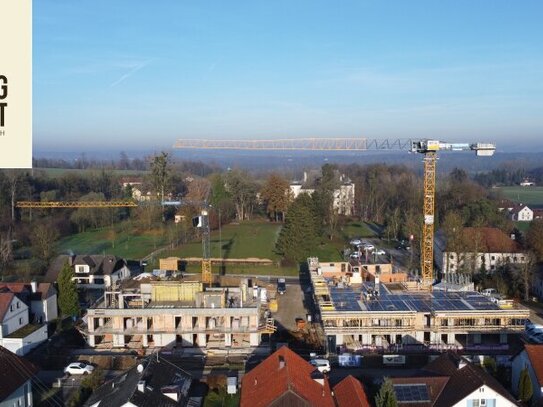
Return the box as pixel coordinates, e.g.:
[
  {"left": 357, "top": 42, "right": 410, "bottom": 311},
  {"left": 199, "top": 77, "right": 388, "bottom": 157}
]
[
  {"left": 174, "top": 137, "right": 496, "bottom": 288},
  {"left": 16, "top": 198, "right": 214, "bottom": 285}
]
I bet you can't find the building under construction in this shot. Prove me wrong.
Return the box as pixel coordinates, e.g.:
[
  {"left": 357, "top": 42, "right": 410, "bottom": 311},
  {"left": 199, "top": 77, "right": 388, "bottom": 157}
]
[
  {"left": 307, "top": 258, "right": 529, "bottom": 354},
  {"left": 83, "top": 275, "right": 275, "bottom": 351}
]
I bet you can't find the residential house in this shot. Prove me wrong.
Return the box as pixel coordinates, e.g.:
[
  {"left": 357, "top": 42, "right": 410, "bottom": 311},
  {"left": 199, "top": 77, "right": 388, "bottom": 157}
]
[
  {"left": 512, "top": 344, "right": 543, "bottom": 405},
  {"left": 333, "top": 375, "right": 371, "bottom": 407},
  {"left": 47, "top": 254, "right": 131, "bottom": 289},
  {"left": 0, "top": 285, "right": 49, "bottom": 356},
  {"left": 391, "top": 353, "right": 518, "bottom": 406},
  {"left": 511, "top": 205, "right": 534, "bottom": 222},
  {"left": 0, "top": 346, "right": 37, "bottom": 407},
  {"left": 0, "top": 282, "right": 57, "bottom": 323},
  {"left": 84, "top": 354, "right": 192, "bottom": 407},
  {"left": 240, "top": 346, "right": 370, "bottom": 407},
  {"left": 290, "top": 171, "right": 355, "bottom": 216},
  {"left": 120, "top": 177, "right": 151, "bottom": 202},
  {"left": 435, "top": 227, "right": 527, "bottom": 274}
]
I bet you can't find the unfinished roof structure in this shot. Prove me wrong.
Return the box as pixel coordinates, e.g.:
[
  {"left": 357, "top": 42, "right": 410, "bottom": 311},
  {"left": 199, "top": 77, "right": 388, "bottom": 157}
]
[
  {"left": 83, "top": 276, "right": 275, "bottom": 351},
  {"left": 308, "top": 257, "right": 529, "bottom": 354}
]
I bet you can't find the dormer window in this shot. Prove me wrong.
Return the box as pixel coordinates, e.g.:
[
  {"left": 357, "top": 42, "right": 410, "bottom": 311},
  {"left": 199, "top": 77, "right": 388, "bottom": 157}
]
[{"left": 77, "top": 265, "right": 88, "bottom": 273}]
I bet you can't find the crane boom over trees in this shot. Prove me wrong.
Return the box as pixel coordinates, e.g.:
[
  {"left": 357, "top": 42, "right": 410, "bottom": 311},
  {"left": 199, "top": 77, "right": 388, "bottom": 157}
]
[
  {"left": 174, "top": 137, "right": 496, "bottom": 288},
  {"left": 16, "top": 201, "right": 139, "bottom": 208}
]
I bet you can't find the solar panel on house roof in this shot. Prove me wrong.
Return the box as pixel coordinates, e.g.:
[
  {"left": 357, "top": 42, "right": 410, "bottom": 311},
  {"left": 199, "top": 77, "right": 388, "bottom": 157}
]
[{"left": 393, "top": 384, "right": 430, "bottom": 402}]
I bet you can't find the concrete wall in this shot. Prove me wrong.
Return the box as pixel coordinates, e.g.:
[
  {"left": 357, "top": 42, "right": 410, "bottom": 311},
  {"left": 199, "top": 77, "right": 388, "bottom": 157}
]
[{"left": 0, "top": 381, "right": 32, "bottom": 407}]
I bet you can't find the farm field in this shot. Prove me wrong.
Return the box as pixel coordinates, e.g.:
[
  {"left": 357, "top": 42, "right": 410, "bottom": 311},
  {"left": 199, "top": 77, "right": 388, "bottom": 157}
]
[{"left": 495, "top": 186, "right": 543, "bottom": 208}]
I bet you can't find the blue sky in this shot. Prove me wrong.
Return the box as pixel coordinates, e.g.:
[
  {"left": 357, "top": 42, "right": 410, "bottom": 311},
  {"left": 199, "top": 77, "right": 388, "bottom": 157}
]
[{"left": 34, "top": 1, "right": 543, "bottom": 152}]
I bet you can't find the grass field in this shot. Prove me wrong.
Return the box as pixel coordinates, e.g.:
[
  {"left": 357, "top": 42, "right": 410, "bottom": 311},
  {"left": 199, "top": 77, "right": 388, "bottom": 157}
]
[
  {"left": 495, "top": 186, "right": 543, "bottom": 208},
  {"left": 33, "top": 168, "right": 149, "bottom": 178},
  {"left": 161, "top": 220, "right": 282, "bottom": 260},
  {"left": 56, "top": 224, "right": 169, "bottom": 259},
  {"left": 54, "top": 218, "right": 372, "bottom": 276}
]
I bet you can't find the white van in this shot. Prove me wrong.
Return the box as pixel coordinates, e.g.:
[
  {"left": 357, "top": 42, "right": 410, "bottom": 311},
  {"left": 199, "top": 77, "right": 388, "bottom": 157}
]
[{"left": 310, "top": 358, "right": 331, "bottom": 374}]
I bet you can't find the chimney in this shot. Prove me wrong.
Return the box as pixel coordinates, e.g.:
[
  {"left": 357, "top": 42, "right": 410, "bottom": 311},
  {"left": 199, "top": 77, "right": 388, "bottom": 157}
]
[
  {"left": 137, "top": 380, "right": 146, "bottom": 393},
  {"left": 30, "top": 281, "right": 38, "bottom": 293},
  {"left": 278, "top": 355, "right": 285, "bottom": 369}
]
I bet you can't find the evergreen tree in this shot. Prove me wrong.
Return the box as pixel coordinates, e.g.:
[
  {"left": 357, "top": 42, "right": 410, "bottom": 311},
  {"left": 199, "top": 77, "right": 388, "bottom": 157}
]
[
  {"left": 518, "top": 367, "right": 533, "bottom": 403},
  {"left": 58, "top": 261, "right": 80, "bottom": 318},
  {"left": 276, "top": 193, "right": 319, "bottom": 263},
  {"left": 375, "top": 378, "right": 398, "bottom": 407}
]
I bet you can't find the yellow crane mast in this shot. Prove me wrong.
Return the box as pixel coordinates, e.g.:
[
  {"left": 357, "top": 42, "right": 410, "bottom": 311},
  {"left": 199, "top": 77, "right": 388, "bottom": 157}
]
[{"left": 174, "top": 137, "right": 496, "bottom": 287}]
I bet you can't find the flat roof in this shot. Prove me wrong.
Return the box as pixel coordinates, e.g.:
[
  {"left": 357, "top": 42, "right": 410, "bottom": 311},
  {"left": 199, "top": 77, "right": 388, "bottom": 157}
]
[{"left": 327, "top": 282, "right": 506, "bottom": 313}]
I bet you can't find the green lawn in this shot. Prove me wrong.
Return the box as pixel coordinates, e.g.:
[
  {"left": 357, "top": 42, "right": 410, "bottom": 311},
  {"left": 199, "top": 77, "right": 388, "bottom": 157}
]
[
  {"left": 495, "top": 186, "right": 543, "bottom": 208},
  {"left": 162, "top": 220, "right": 282, "bottom": 260},
  {"left": 56, "top": 224, "right": 169, "bottom": 259},
  {"left": 340, "top": 221, "right": 380, "bottom": 240}
]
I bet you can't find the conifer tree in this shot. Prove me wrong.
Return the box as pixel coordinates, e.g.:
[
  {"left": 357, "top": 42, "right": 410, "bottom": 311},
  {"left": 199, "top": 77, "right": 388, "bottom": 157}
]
[{"left": 58, "top": 261, "right": 80, "bottom": 317}]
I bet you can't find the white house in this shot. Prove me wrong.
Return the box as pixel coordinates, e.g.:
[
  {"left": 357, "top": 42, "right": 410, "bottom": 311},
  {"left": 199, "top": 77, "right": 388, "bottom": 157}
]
[
  {"left": 0, "top": 282, "right": 58, "bottom": 323},
  {"left": 0, "top": 289, "right": 48, "bottom": 356},
  {"left": 512, "top": 205, "right": 534, "bottom": 222},
  {"left": 47, "top": 254, "right": 132, "bottom": 289},
  {"left": 290, "top": 171, "right": 355, "bottom": 216},
  {"left": 512, "top": 344, "right": 543, "bottom": 405},
  {"left": 436, "top": 227, "right": 527, "bottom": 274},
  {"left": 0, "top": 346, "right": 36, "bottom": 407},
  {"left": 392, "top": 353, "right": 517, "bottom": 406}
]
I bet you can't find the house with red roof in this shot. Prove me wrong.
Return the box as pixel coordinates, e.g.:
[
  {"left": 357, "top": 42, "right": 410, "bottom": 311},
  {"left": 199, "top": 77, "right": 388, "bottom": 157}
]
[
  {"left": 436, "top": 227, "right": 527, "bottom": 274},
  {"left": 391, "top": 353, "right": 518, "bottom": 406},
  {"left": 240, "top": 346, "right": 370, "bottom": 407},
  {"left": 512, "top": 344, "right": 543, "bottom": 405},
  {"left": 0, "top": 282, "right": 54, "bottom": 355}
]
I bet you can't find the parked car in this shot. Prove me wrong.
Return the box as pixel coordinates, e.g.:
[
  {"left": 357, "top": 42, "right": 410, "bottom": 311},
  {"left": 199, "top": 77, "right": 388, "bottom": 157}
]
[
  {"left": 350, "top": 238, "right": 363, "bottom": 246},
  {"left": 350, "top": 252, "right": 361, "bottom": 259},
  {"left": 64, "top": 362, "right": 94, "bottom": 376},
  {"left": 310, "top": 358, "right": 331, "bottom": 374},
  {"left": 375, "top": 249, "right": 386, "bottom": 256},
  {"left": 277, "top": 278, "right": 286, "bottom": 295},
  {"left": 361, "top": 243, "right": 375, "bottom": 251}
]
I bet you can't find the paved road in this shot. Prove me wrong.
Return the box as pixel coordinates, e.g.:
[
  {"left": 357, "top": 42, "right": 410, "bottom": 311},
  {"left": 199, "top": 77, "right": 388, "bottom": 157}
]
[{"left": 273, "top": 282, "right": 309, "bottom": 331}]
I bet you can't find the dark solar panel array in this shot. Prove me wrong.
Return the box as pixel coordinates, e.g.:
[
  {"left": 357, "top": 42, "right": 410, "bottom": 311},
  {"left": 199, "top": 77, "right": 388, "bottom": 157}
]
[
  {"left": 393, "top": 384, "right": 430, "bottom": 402},
  {"left": 327, "top": 281, "right": 501, "bottom": 312}
]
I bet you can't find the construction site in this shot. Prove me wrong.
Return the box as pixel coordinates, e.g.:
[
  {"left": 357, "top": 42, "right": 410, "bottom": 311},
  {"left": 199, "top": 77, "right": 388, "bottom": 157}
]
[
  {"left": 308, "top": 257, "right": 530, "bottom": 355},
  {"left": 82, "top": 274, "right": 276, "bottom": 352}
]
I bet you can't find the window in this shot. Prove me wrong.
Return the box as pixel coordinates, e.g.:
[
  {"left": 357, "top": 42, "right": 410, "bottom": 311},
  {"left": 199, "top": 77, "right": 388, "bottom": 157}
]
[
  {"left": 16, "top": 301, "right": 20, "bottom": 309},
  {"left": 491, "top": 256, "right": 496, "bottom": 261},
  {"left": 19, "top": 317, "right": 23, "bottom": 325},
  {"left": 10, "top": 305, "right": 13, "bottom": 312},
  {"left": 481, "top": 399, "right": 487, "bottom": 406},
  {"left": 77, "top": 265, "right": 88, "bottom": 273},
  {"left": 473, "top": 400, "right": 479, "bottom": 407}
]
